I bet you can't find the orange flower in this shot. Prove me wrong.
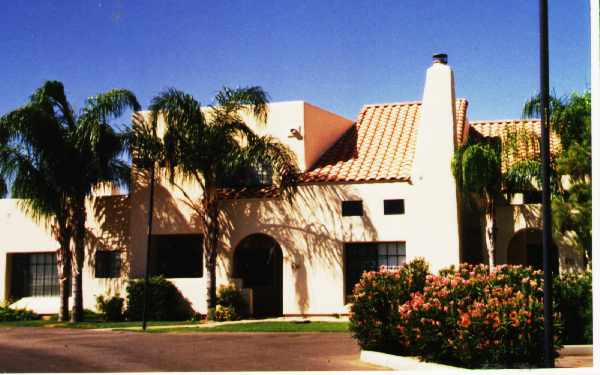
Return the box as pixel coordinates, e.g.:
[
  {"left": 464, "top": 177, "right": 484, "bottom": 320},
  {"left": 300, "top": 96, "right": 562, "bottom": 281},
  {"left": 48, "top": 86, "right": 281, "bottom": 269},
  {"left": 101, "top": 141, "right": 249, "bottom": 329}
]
[{"left": 459, "top": 313, "right": 471, "bottom": 328}]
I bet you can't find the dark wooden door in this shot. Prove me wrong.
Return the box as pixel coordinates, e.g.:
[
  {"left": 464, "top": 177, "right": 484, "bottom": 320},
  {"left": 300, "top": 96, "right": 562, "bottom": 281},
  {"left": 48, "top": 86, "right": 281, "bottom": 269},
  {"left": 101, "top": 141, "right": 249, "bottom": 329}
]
[{"left": 234, "top": 242, "right": 282, "bottom": 317}]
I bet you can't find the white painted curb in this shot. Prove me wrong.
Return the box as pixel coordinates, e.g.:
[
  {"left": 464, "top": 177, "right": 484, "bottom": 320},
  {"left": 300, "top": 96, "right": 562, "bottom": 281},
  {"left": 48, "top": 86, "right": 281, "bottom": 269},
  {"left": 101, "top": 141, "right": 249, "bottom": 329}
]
[{"left": 360, "top": 350, "right": 466, "bottom": 371}]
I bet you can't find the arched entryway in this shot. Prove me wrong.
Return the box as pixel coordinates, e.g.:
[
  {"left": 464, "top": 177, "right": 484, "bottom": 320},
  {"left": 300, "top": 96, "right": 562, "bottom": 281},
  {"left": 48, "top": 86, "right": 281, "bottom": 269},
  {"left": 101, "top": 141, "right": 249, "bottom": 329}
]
[
  {"left": 507, "top": 228, "right": 558, "bottom": 274},
  {"left": 233, "top": 234, "right": 283, "bottom": 317}
]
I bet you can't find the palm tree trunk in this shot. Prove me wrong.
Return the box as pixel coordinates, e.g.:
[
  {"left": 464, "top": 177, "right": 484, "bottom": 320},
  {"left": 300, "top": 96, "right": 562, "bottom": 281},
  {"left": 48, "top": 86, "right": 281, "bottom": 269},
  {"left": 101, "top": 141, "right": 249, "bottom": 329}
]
[
  {"left": 56, "top": 247, "right": 70, "bottom": 322},
  {"left": 70, "top": 199, "right": 86, "bottom": 322},
  {"left": 56, "top": 222, "right": 71, "bottom": 322},
  {"left": 203, "top": 187, "right": 219, "bottom": 320},
  {"left": 484, "top": 192, "right": 496, "bottom": 270}
]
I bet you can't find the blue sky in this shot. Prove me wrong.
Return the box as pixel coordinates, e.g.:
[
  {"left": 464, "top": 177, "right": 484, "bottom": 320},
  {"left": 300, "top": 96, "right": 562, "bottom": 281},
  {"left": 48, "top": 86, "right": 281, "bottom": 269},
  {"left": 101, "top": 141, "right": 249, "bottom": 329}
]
[{"left": 0, "top": 0, "right": 591, "bottom": 122}]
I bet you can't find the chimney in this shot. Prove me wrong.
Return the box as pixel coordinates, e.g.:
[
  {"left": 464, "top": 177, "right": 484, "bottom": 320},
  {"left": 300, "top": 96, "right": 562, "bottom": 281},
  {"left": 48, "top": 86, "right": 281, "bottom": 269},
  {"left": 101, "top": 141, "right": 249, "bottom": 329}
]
[
  {"left": 408, "top": 53, "right": 460, "bottom": 272},
  {"left": 432, "top": 53, "right": 448, "bottom": 65}
]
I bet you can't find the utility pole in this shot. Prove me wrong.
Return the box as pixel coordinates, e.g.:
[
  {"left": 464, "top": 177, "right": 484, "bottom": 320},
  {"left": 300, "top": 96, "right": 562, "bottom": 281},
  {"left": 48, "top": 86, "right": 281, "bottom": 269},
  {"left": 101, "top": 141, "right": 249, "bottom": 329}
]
[
  {"left": 539, "top": 0, "right": 554, "bottom": 368},
  {"left": 141, "top": 121, "right": 158, "bottom": 331}
]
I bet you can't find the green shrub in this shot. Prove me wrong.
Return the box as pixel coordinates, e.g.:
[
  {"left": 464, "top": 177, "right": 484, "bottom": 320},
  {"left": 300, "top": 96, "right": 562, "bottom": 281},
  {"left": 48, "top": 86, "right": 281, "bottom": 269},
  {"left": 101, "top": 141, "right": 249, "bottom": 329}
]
[
  {"left": 395, "top": 264, "right": 562, "bottom": 368},
  {"left": 349, "top": 258, "right": 430, "bottom": 353},
  {"left": 96, "top": 295, "right": 125, "bottom": 322},
  {"left": 555, "top": 271, "right": 592, "bottom": 344},
  {"left": 213, "top": 305, "right": 238, "bottom": 322},
  {"left": 216, "top": 284, "right": 247, "bottom": 320},
  {"left": 126, "top": 276, "right": 195, "bottom": 321},
  {"left": 0, "top": 303, "right": 39, "bottom": 322}
]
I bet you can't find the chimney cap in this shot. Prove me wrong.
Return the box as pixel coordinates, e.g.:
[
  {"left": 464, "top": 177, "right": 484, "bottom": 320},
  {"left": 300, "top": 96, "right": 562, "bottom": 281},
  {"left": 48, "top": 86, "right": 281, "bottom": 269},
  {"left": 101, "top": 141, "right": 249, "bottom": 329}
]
[{"left": 432, "top": 53, "right": 448, "bottom": 64}]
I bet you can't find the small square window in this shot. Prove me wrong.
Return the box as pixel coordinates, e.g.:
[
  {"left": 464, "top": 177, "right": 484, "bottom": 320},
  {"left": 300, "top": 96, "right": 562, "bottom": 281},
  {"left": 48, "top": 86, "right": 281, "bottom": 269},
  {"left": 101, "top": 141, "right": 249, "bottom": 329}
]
[
  {"left": 342, "top": 200, "right": 363, "bottom": 216},
  {"left": 95, "top": 250, "right": 121, "bottom": 278},
  {"left": 523, "top": 191, "right": 542, "bottom": 204},
  {"left": 384, "top": 199, "right": 405, "bottom": 215}
]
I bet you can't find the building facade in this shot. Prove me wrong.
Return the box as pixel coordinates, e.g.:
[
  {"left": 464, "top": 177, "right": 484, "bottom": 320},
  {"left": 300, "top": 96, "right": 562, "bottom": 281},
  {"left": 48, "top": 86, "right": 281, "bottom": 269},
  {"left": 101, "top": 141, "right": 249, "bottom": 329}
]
[{"left": 0, "top": 57, "right": 584, "bottom": 316}]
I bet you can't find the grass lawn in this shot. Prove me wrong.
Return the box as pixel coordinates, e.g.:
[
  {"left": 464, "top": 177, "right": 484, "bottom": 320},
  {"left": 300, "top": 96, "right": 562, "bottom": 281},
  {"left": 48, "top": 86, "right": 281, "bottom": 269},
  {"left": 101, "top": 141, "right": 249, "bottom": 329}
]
[
  {"left": 0, "top": 319, "right": 202, "bottom": 329},
  {"left": 143, "top": 321, "right": 350, "bottom": 333}
]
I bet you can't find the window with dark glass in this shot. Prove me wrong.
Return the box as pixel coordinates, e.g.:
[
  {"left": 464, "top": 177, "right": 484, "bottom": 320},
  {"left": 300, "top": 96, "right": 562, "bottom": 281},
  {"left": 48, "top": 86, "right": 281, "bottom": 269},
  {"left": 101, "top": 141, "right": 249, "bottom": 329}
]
[
  {"left": 342, "top": 200, "right": 363, "bottom": 216},
  {"left": 217, "top": 162, "right": 273, "bottom": 188},
  {"left": 149, "top": 234, "right": 203, "bottom": 278},
  {"left": 523, "top": 191, "right": 542, "bottom": 204},
  {"left": 10, "top": 252, "right": 60, "bottom": 298},
  {"left": 95, "top": 250, "right": 122, "bottom": 278},
  {"left": 344, "top": 242, "right": 406, "bottom": 296},
  {"left": 384, "top": 199, "right": 405, "bottom": 215}
]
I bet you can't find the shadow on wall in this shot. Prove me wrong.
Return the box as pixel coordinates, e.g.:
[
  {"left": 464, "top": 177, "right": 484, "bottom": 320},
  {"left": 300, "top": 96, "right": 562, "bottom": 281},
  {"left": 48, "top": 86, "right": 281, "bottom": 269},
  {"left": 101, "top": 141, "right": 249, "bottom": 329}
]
[
  {"left": 219, "top": 183, "right": 378, "bottom": 315},
  {"left": 85, "top": 194, "right": 132, "bottom": 297}
]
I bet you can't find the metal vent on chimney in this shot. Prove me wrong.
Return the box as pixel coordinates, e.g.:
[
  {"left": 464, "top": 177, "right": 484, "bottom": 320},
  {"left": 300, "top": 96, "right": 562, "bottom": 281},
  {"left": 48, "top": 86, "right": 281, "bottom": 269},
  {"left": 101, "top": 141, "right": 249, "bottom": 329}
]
[{"left": 432, "top": 53, "right": 448, "bottom": 64}]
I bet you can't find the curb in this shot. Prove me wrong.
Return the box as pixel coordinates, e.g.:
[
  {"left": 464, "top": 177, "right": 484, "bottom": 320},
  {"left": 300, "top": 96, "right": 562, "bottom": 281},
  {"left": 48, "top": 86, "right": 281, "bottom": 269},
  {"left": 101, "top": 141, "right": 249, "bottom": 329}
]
[
  {"left": 560, "top": 345, "right": 593, "bottom": 357},
  {"left": 360, "top": 350, "right": 467, "bottom": 371}
]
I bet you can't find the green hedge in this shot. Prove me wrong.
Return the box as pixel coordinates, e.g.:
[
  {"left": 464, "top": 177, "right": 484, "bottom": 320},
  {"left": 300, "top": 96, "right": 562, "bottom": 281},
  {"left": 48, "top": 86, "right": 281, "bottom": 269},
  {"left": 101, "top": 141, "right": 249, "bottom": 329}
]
[
  {"left": 213, "top": 284, "right": 248, "bottom": 321},
  {"left": 0, "top": 304, "right": 39, "bottom": 322},
  {"left": 126, "top": 276, "right": 195, "bottom": 321},
  {"left": 555, "top": 271, "right": 592, "bottom": 344},
  {"left": 96, "top": 295, "right": 125, "bottom": 322}
]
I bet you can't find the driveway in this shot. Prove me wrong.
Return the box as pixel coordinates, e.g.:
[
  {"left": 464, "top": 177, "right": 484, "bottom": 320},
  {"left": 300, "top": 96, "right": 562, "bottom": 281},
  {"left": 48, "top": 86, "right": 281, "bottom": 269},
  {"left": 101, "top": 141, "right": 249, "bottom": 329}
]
[{"left": 0, "top": 327, "right": 386, "bottom": 372}]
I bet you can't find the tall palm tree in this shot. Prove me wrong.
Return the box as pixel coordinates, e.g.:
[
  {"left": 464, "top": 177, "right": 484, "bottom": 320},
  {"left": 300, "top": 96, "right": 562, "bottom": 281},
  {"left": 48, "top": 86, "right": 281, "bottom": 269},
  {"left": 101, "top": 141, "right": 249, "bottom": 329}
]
[
  {"left": 452, "top": 140, "right": 502, "bottom": 268},
  {"left": 519, "top": 92, "right": 591, "bottom": 262},
  {"left": 0, "top": 81, "right": 140, "bottom": 321},
  {"left": 146, "top": 87, "right": 299, "bottom": 318}
]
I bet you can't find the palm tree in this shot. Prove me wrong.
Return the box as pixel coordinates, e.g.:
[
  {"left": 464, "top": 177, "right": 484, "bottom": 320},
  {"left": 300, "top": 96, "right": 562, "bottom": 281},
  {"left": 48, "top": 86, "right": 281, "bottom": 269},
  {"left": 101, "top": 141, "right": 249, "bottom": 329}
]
[
  {"left": 0, "top": 81, "right": 140, "bottom": 321},
  {"left": 1, "top": 82, "right": 76, "bottom": 321},
  {"left": 145, "top": 86, "right": 299, "bottom": 318},
  {"left": 452, "top": 140, "right": 502, "bottom": 268},
  {"left": 519, "top": 92, "right": 591, "bottom": 263}
]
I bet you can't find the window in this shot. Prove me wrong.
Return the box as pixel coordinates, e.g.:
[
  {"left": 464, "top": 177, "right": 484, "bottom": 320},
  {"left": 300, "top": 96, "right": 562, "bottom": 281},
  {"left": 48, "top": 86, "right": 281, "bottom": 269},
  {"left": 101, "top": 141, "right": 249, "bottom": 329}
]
[
  {"left": 149, "top": 234, "right": 203, "bottom": 278},
  {"left": 384, "top": 199, "right": 405, "bottom": 215},
  {"left": 342, "top": 200, "right": 363, "bottom": 216},
  {"left": 345, "top": 242, "right": 406, "bottom": 296},
  {"left": 523, "top": 191, "right": 542, "bottom": 204},
  {"left": 10, "top": 253, "right": 60, "bottom": 298},
  {"left": 95, "top": 250, "right": 122, "bottom": 278},
  {"left": 217, "top": 162, "right": 273, "bottom": 188}
]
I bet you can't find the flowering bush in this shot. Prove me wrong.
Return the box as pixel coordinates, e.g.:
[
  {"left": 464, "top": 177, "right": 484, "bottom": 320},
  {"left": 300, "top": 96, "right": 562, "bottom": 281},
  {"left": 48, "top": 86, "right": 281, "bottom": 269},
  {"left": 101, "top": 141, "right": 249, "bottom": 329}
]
[
  {"left": 396, "top": 264, "right": 562, "bottom": 368},
  {"left": 349, "top": 258, "right": 429, "bottom": 353}
]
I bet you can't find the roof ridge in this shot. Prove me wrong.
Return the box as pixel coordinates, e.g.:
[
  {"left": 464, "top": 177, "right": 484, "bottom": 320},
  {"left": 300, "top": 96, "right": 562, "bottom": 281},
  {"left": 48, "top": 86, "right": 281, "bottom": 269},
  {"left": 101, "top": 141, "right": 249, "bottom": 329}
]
[
  {"left": 363, "top": 97, "right": 468, "bottom": 109},
  {"left": 470, "top": 118, "right": 541, "bottom": 124}
]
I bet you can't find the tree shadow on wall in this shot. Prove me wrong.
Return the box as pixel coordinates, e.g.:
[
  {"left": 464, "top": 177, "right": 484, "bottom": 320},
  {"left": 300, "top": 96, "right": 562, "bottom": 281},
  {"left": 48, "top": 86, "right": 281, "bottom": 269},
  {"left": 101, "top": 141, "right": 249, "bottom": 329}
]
[{"left": 219, "top": 183, "right": 378, "bottom": 315}]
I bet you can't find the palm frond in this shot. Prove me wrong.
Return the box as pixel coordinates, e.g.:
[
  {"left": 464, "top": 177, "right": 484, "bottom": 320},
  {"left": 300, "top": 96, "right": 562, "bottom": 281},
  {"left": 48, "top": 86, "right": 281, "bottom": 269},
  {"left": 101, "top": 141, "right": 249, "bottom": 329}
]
[
  {"left": 242, "top": 134, "right": 299, "bottom": 199},
  {"left": 0, "top": 177, "right": 6, "bottom": 198},
  {"left": 30, "top": 80, "right": 76, "bottom": 129},
  {"left": 503, "top": 160, "right": 541, "bottom": 194},
  {"left": 150, "top": 89, "right": 206, "bottom": 182},
  {"left": 213, "top": 86, "right": 269, "bottom": 124}
]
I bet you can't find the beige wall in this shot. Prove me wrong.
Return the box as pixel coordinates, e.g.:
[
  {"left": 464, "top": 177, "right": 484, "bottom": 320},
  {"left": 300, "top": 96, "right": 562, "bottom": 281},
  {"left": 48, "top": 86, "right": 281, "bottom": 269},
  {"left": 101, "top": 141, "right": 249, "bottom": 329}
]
[
  {"left": 494, "top": 203, "right": 584, "bottom": 271},
  {"left": 0, "top": 196, "right": 131, "bottom": 312},
  {"left": 139, "top": 100, "right": 352, "bottom": 173},
  {"left": 128, "top": 175, "right": 448, "bottom": 315}
]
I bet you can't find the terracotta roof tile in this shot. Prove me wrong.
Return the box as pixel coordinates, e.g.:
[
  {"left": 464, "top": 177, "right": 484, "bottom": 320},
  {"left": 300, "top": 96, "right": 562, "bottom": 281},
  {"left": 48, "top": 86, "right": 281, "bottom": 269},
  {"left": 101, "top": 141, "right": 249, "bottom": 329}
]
[
  {"left": 301, "top": 99, "right": 469, "bottom": 183},
  {"left": 469, "top": 119, "right": 561, "bottom": 172}
]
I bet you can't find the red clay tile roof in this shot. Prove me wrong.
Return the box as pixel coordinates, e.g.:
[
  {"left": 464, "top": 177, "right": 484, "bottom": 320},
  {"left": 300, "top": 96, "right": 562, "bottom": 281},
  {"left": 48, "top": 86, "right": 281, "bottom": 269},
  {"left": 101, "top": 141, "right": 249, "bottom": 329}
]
[
  {"left": 469, "top": 119, "right": 561, "bottom": 171},
  {"left": 301, "top": 99, "right": 469, "bottom": 183}
]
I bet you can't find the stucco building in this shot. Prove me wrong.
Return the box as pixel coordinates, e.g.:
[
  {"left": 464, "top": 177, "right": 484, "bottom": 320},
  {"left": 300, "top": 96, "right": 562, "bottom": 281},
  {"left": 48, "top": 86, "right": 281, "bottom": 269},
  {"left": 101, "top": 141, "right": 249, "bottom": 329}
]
[{"left": 0, "top": 56, "right": 583, "bottom": 316}]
